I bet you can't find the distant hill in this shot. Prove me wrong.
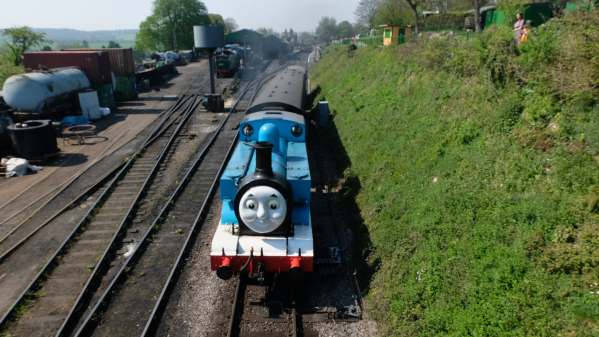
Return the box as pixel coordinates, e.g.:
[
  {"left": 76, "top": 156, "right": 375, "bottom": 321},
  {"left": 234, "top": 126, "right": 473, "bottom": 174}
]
[{"left": 0, "top": 28, "right": 137, "bottom": 45}]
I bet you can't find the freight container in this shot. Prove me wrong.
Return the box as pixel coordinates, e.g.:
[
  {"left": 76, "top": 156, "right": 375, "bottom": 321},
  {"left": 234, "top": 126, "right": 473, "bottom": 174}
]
[
  {"left": 23, "top": 51, "right": 112, "bottom": 85},
  {"left": 64, "top": 49, "right": 137, "bottom": 101},
  {"left": 64, "top": 48, "right": 135, "bottom": 76}
]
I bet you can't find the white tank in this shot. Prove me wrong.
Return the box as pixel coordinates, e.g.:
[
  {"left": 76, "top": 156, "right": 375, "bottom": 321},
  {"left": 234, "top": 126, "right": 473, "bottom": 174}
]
[
  {"left": 78, "top": 90, "right": 101, "bottom": 120},
  {"left": 2, "top": 68, "right": 90, "bottom": 113}
]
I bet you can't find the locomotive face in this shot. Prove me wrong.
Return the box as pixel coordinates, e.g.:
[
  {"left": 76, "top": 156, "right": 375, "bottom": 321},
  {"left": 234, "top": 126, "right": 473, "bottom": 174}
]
[{"left": 238, "top": 186, "right": 287, "bottom": 234}]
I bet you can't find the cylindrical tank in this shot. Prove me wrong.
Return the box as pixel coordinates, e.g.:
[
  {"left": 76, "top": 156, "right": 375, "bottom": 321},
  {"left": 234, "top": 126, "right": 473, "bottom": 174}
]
[
  {"left": 2, "top": 68, "right": 90, "bottom": 113},
  {"left": 78, "top": 89, "right": 101, "bottom": 120},
  {"left": 193, "top": 26, "right": 224, "bottom": 49},
  {"left": 7, "top": 120, "right": 59, "bottom": 160}
]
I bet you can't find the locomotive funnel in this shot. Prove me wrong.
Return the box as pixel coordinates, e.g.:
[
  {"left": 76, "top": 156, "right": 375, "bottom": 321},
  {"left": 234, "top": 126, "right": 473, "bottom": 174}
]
[{"left": 254, "top": 142, "right": 273, "bottom": 177}]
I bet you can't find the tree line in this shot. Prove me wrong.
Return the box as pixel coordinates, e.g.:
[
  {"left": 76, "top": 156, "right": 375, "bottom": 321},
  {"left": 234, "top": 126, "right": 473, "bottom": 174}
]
[
  {"left": 353, "top": 0, "right": 486, "bottom": 36},
  {"left": 314, "top": 17, "right": 358, "bottom": 42},
  {"left": 135, "top": 0, "right": 238, "bottom": 52}
]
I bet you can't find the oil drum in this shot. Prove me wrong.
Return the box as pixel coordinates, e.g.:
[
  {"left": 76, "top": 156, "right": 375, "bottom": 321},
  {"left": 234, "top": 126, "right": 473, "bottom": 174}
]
[{"left": 7, "top": 119, "right": 59, "bottom": 160}]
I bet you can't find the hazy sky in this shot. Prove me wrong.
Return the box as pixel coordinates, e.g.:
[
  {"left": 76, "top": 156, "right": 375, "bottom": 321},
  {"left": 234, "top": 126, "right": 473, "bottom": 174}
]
[{"left": 0, "top": 0, "right": 360, "bottom": 32}]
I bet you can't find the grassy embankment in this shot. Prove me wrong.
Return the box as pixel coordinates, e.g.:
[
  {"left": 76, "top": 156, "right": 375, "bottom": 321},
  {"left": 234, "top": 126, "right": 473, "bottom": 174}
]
[{"left": 312, "top": 10, "right": 599, "bottom": 337}]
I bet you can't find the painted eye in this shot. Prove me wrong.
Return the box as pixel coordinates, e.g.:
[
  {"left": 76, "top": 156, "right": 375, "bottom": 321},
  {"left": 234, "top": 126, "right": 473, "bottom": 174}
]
[
  {"left": 291, "top": 124, "right": 302, "bottom": 137},
  {"left": 246, "top": 200, "right": 256, "bottom": 210},
  {"left": 242, "top": 124, "right": 253, "bottom": 136},
  {"left": 269, "top": 200, "right": 278, "bottom": 210}
]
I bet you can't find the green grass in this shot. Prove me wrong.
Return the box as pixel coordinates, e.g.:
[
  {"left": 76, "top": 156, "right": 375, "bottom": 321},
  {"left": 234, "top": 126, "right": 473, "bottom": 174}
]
[{"left": 312, "top": 10, "right": 599, "bottom": 337}]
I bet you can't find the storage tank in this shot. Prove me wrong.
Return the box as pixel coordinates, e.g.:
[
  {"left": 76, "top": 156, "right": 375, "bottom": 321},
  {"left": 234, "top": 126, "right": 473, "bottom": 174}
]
[
  {"left": 2, "top": 68, "right": 90, "bottom": 113},
  {"left": 194, "top": 26, "right": 225, "bottom": 50}
]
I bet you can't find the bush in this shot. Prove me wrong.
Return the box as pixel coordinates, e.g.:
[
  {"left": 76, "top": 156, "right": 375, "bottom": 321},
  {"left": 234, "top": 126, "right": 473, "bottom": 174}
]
[{"left": 422, "top": 13, "right": 468, "bottom": 31}]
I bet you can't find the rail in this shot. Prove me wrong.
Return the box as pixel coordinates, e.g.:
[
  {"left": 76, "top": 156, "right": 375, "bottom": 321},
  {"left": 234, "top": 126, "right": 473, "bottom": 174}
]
[{"left": 0, "top": 95, "right": 199, "bottom": 330}]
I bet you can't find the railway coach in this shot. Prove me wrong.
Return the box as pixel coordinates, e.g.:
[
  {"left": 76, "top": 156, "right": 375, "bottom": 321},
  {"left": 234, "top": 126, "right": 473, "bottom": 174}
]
[{"left": 210, "top": 65, "right": 313, "bottom": 280}]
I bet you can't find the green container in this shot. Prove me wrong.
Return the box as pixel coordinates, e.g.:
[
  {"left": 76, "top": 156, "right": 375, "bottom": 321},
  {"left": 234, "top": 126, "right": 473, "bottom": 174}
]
[
  {"left": 114, "top": 75, "right": 137, "bottom": 101},
  {"left": 564, "top": 1, "right": 592, "bottom": 12},
  {"left": 96, "top": 84, "right": 115, "bottom": 109},
  {"left": 483, "top": 3, "right": 553, "bottom": 29}
]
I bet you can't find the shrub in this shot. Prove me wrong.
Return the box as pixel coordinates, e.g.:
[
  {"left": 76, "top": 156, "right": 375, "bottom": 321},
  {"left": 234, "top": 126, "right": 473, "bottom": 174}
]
[{"left": 422, "top": 13, "right": 468, "bottom": 31}]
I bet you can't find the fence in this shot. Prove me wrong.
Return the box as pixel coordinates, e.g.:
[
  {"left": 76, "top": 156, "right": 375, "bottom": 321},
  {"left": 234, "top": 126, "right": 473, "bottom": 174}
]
[{"left": 332, "top": 35, "right": 384, "bottom": 48}]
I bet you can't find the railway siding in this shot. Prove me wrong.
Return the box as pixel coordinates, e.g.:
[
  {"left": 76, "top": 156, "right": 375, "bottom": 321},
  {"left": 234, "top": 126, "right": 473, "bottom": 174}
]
[
  {"left": 0, "top": 96, "right": 201, "bottom": 337},
  {"left": 69, "top": 73, "right": 266, "bottom": 337}
]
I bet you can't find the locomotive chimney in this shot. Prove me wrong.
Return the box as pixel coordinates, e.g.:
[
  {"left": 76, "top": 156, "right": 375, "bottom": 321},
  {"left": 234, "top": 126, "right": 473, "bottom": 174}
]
[{"left": 254, "top": 141, "right": 273, "bottom": 177}]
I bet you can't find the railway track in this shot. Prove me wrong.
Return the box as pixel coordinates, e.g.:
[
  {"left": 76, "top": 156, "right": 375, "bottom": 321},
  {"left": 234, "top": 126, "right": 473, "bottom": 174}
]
[
  {"left": 226, "top": 274, "right": 305, "bottom": 337},
  {"left": 299, "top": 102, "right": 364, "bottom": 331},
  {"left": 1, "top": 60, "right": 322, "bottom": 337},
  {"left": 226, "top": 59, "right": 363, "bottom": 337},
  {"left": 0, "top": 60, "right": 220, "bottom": 248},
  {"left": 0, "top": 94, "right": 202, "bottom": 337},
  {"left": 0, "top": 95, "right": 192, "bottom": 261},
  {"left": 0, "top": 129, "right": 131, "bottom": 232},
  {"left": 65, "top": 77, "right": 263, "bottom": 337}
]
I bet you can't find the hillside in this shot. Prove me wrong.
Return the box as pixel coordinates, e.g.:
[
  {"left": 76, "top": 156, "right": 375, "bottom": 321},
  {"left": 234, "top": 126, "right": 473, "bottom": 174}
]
[
  {"left": 0, "top": 28, "right": 137, "bottom": 48},
  {"left": 0, "top": 28, "right": 138, "bottom": 86},
  {"left": 311, "top": 10, "right": 599, "bottom": 337}
]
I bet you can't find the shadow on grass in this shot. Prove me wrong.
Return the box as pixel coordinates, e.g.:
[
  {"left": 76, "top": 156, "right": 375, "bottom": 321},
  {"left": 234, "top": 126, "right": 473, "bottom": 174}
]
[
  {"left": 303, "top": 86, "right": 377, "bottom": 312},
  {"left": 319, "top": 112, "right": 379, "bottom": 295}
]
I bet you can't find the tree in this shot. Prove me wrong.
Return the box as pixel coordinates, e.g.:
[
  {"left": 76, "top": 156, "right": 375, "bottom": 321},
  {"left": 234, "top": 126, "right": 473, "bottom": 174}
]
[
  {"left": 337, "top": 21, "right": 355, "bottom": 38},
  {"left": 256, "top": 27, "right": 277, "bottom": 37},
  {"left": 288, "top": 28, "right": 298, "bottom": 45},
  {"left": 473, "top": 0, "right": 482, "bottom": 32},
  {"left": 136, "top": 14, "right": 165, "bottom": 51},
  {"left": 208, "top": 13, "right": 225, "bottom": 27},
  {"left": 374, "top": 0, "right": 414, "bottom": 27},
  {"left": 298, "top": 32, "right": 316, "bottom": 46},
  {"left": 82, "top": 40, "right": 90, "bottom": 48},
  {"left": 280, "top": 28, "right": 298, "bottom": 46},
  {"left": 107, "top": 41, "right": 122, "bottom": 48},
  {"left": 135, "top": 0, "right": 210, "bottom": 51},
  {"left": 315, "top": 17, "right": 338, "bottom": 42},
  {"left": 290, "top": 29, "right": 298, "bottom": 44},
  {"left": 355, "top": 0, "right": 381, "bottom": 28},
  {"left": 402, "top": 0, "right": 423, "bottom": 33},
  {"left": 224, "top": 17, "right": 238, "bottom": 34},
  {"left": 2, "top": 27, "right": 48, "bottom": 65}
]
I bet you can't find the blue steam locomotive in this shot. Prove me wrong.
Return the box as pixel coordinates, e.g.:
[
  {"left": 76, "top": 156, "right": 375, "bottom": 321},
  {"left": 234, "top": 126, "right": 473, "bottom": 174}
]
[{"left": 210, "top": 66, "right": 313, "bottom": 279}]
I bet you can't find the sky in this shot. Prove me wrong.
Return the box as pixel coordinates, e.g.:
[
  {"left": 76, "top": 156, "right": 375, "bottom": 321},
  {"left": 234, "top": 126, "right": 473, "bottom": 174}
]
[{"left": 0, "top": 0, "right": 360, "bottom": 32}]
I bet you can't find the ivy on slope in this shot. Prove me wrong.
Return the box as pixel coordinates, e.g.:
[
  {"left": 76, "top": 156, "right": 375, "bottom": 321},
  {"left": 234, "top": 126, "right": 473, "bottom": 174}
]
[{"left": 312, "top": 10, "right": 599, "bottom": 337}]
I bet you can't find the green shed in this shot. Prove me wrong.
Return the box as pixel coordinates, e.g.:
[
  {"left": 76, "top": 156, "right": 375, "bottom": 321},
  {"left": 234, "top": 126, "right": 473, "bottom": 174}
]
[{"left": 483, "top": 2, "right": 554, "bottom": 29}]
